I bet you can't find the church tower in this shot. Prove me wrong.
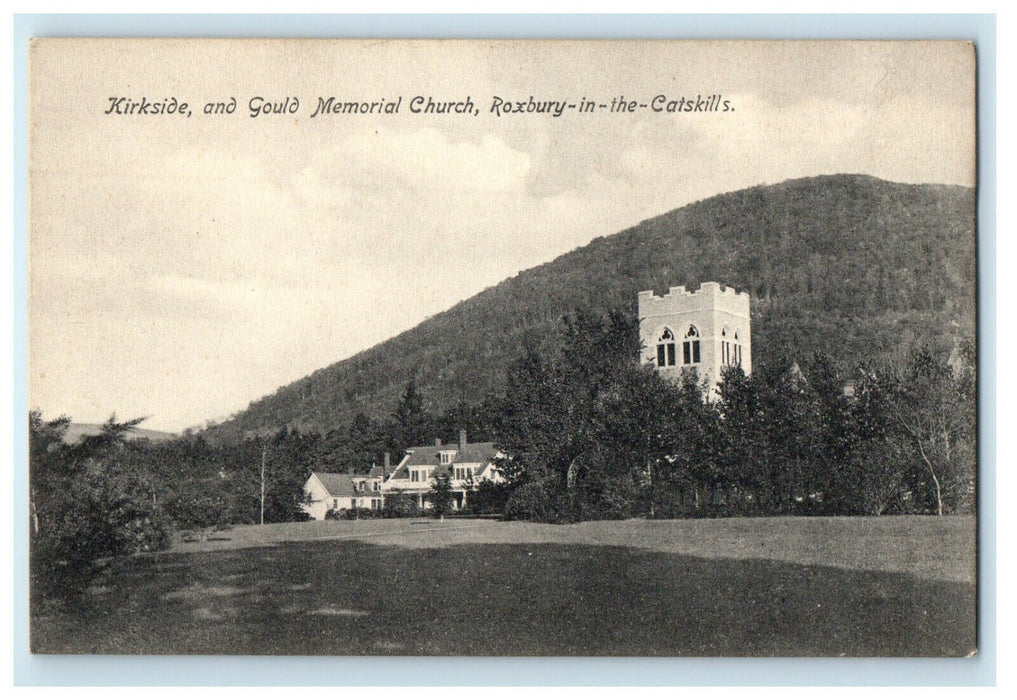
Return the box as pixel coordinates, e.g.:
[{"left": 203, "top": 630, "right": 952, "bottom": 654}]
[{"left": 637, "top": 282, "right": 751, "bottom": 394}]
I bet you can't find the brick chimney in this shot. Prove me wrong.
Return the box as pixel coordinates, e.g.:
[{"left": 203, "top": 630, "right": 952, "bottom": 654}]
[
  {"left": 383, "top": 451, "right": 391, "bottom": 476},
  {"left": 459, "top": 429, "right": 467, "bottom": 452},
  {"left": 434, "top": 438, "right": 442, "bottom": 447}
]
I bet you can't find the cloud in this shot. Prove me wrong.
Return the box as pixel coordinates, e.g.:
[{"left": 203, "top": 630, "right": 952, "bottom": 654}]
[
  {"left": 303, "top": 128, "right": 532, "bottom": 195},
  {"left": 29, "top": 41, "right": 976, "bottom": 430}
]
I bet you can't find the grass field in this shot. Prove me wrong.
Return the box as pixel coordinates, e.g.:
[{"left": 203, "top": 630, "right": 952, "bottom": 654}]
[{"left": 31, "top": 516, "right": 977, "bottom": 656}]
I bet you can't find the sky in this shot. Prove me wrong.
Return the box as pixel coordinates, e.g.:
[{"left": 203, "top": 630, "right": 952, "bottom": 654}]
[{"left": 28, "top": 40, "right": 976, "bottom": 432}]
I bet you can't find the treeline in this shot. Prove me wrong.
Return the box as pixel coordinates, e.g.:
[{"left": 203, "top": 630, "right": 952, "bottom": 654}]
[
  {"left": 30, "top": 308, "right": 976, "bottom": 600},
  {"left": 490, "top": 311, "right": 976, "bottom": 522},
  {"left": 28, "top": 381, "right": 500, "bottom": 599}
]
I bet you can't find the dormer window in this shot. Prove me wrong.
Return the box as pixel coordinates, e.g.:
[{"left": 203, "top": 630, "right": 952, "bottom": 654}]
[
  {"left": 656, "top": 328, "right": 677, "bottom": 367},
  {"left": 440, "top": 451, "right": 454, "bottom": 465},
  {"left": 683, "top": 326, "right": 701, "bottom": 364}
]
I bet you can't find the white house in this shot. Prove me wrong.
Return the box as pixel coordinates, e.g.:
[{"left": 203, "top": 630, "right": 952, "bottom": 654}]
[
  {"left": 381, "top": 430, "right": 503, "bottom": 510},
  {"left": 301, "top": 471, "right": 385, "bottom": 520}
]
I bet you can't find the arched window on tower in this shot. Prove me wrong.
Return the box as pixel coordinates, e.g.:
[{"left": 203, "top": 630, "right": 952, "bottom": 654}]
[
  {"left": 656, "top": 328, "right": 677, "bottom": 367},
  {"left": 721, "top": 328, "right": 730, "bottom": 366},
  {"left": 733, "top": 331, "right": 742, "bottom": 367},
  {"left": 683, "top": 326, "right": 701, "bottom": 364}
]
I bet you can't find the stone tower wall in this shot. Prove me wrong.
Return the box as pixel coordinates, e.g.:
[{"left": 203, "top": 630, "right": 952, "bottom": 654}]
[{"left": 637, "top": 282, "right": 751, "bottom": 393}]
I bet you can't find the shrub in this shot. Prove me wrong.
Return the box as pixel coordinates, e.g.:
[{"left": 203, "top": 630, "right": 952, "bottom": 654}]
[
  {"left": 465, "top": 480, "right": 512, "bottom": 515},
  {"left": 382, "top": 492, "right": 420, "bottom": 518},
  {"left": 31, "top": 465, "right": 171, "bottom": 600},
  {"left": 428, "top": 474, "right": 455, "bottom": 519},
  {"left": 590, "top": 477, "right": 643, "bottom": 520},
  {"left": 164, "top": 484, "right": 232, "bottom": 538},
  {"left": 504, "top": 481, "right": 566, "bottom": 522},
  {"left": 327, "top": 507, "right": 380, "bottom": 520}
]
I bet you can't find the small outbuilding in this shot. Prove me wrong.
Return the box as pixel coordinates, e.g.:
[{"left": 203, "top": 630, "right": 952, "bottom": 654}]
[{"left": 301, "top": 471, "right": 384, "bottom": 520}]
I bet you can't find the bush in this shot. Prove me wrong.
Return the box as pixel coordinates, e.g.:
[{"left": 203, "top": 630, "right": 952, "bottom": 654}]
[
  {"left": 428, "top": 474, "right": 455, "bottom": 519},
  {"left": 464, "top": 480, "right": 512, "bottom": 515},
  {"left": 31, "top": 466, "right": 171, "bottom": 600},
  {"left": 164, "top": 485, "right": 232, "bottom": 536},
  {"left": 595, "top": 478, "right": 644, "bottom": 520},
  {"left": 382, "top": 492, "right": 420, "bottom": 518},
  {"left": 326, "top": 507, "right": 380, "bottom": 520},
  {"left": 504, "top": 481, "right": 567, "bottom": 522}
]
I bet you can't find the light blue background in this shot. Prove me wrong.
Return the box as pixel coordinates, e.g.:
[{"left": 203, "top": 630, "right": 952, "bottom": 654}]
[{"left": 12, "top": 13, "right": 996, "bottom": 687}]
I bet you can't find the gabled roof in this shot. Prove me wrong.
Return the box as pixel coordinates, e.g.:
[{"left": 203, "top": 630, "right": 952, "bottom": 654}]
[
  {"left": 455, "top": 442, "right": 498, "bottom": 464},
  {"left": 387, "top": 441, "right": 499, "bottom": 480},
  {"left": 401, "top": 442, "right": 498, "bottom": 467},
  {"left": 367, "top": 463, "right": 388, "bottom": 479},
  {"left": 401, "top": 445, "right": 455, "bottom": 468},
  {"left": 310, "top": 472, "right": 373, "bottom": 498}
]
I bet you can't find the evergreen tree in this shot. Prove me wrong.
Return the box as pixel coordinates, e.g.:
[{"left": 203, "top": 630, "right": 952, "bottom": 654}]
[
  {"left": 428, "top": 474, "right": 454, "bottom": 519},
  {"left": 389, "top": 380, "right": 432, "bottom": 451}
]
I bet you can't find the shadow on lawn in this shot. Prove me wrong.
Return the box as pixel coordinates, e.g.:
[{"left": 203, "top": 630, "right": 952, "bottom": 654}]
[{"left": 31, "top": 539, "right": 976, "bottom": 657}]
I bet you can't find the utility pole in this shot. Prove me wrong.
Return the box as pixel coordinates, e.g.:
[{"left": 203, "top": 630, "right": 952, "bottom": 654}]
[
  {"left": 260, "top": 443, "right": 267, "bottom": 526},
  {"left": 245, "top": 430, "right": 269, "bottom": 526},
  {"left": 648, "top": 459, "right": 655, "bottom": 519}
]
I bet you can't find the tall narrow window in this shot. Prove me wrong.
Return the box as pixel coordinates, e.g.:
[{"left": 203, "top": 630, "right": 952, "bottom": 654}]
[
  {"left": 657, "top": 329, "right": 676, "bottom": 367},
  {"left": 734, "top": 332, "right": 741, "bottom": 367},
  {"left": 683, "top": 326, "right": 701, "bottom": 364}
]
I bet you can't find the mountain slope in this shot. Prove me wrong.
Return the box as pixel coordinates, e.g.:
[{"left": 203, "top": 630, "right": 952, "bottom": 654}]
[{"left": 205, "top": 174, "right": 976, "bottom": 442}]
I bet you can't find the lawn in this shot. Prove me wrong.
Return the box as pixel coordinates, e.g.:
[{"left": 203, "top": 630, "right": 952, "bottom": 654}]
[{"left": 31, "top": 516, "right": 976, "bottom": 656}]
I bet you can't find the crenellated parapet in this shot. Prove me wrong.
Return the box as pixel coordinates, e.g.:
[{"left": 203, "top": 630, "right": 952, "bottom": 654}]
[{"left": 638, "top": 282, "right": 750, "bottom": 318}]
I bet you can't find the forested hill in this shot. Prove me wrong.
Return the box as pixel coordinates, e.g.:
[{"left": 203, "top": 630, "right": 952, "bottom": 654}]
[{"left": 204, "top": 174, "right": 976, "bottom": 442}]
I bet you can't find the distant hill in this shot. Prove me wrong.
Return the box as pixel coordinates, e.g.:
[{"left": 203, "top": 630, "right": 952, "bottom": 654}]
[
  {"left": 204, "top": 174, "right": 976, "bottom": 443},
  {"left": 64, "top": 423, "right": 178, "bottom": 445}
]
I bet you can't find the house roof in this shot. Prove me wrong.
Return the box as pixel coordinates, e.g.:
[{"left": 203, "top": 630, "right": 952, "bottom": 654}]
[
  {"left": 367, "top": 463, "right": 387, "bottom": 479},
  {"left": 456, "top": 442, "right": 498, "bottom": 464},
  {"left": 387, "top": 441, "right": 499, "bottom": 480},
  {"left": 401, "top": 442, "right": 497, "bottom": 467},
  {"left": 401, "top": 445, "right": 454, "bottom": 468},
  {"left": 311, "top": 472, "right": 372, "bottom": 498}
]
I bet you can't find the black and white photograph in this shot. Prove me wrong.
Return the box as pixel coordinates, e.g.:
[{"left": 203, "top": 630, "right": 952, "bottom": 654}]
[{"left": 27, "top": 38, "right": 978, "bottom": 658}]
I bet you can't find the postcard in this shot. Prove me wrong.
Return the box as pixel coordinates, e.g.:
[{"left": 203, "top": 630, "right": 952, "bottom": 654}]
[{"left": 28, "top": 39, "right": 977, "bottom": 657}]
